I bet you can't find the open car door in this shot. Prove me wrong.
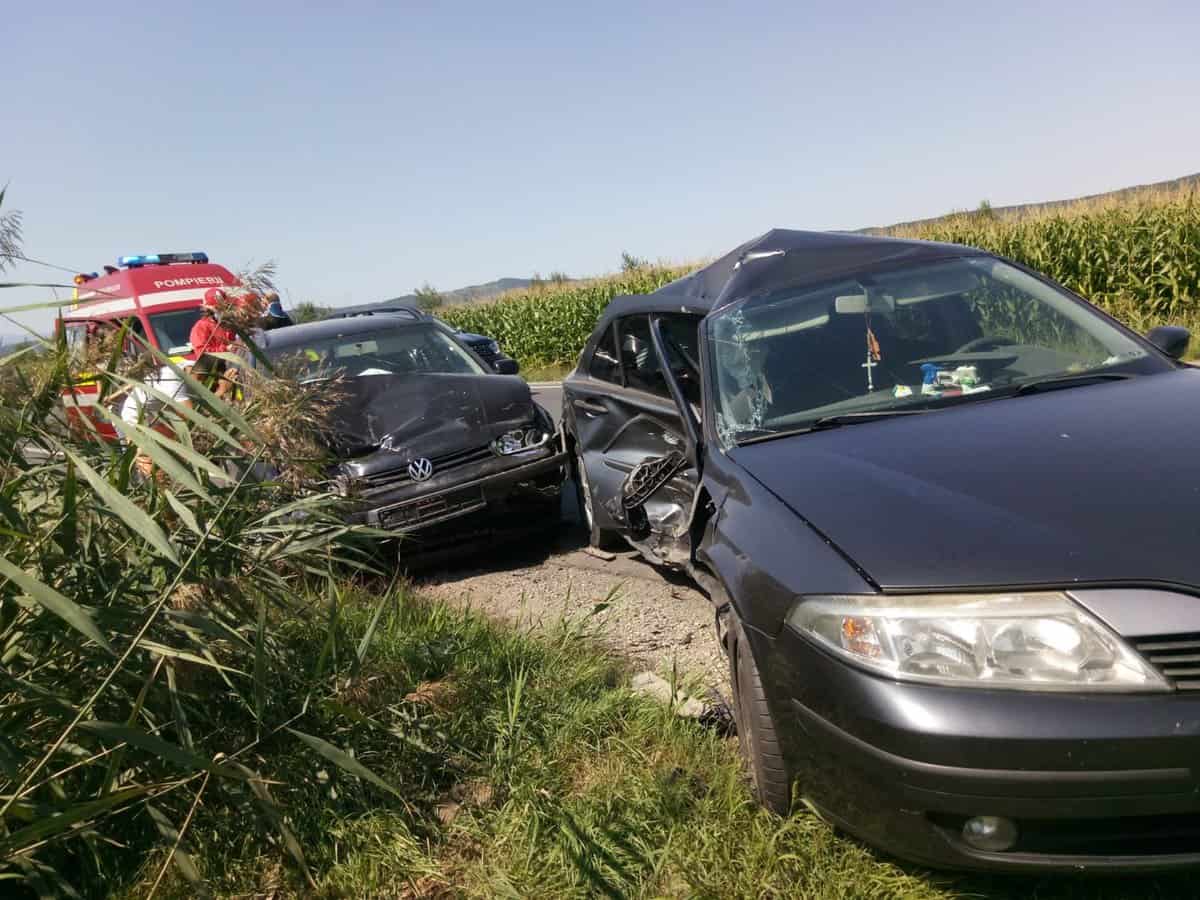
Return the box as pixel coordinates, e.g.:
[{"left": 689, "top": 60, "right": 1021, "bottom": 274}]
[{"left": 600, "top": 313, "right": 704, "bottom": 568}]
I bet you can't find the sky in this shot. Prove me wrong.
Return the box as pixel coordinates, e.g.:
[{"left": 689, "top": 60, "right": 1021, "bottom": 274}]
[{"left": 4, "top": 0, "right": 1199, "bottom": 334}]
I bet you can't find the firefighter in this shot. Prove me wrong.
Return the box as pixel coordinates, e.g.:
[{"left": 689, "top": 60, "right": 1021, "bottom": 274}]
[{"left": 188, "top": 288, "right": 237, "bottom": 401}]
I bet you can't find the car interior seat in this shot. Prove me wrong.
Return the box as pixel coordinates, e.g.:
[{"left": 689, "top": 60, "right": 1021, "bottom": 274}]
[{"left": 758, "top": 308, "right": 918, "bottom": 417}]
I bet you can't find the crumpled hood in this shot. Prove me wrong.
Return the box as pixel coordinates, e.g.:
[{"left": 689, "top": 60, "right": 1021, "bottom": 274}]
[
  {"left": 331, "top": 373, "right": 535, "bottom": 475},
  {"left": 728, "top": 369, "right": 1200, "bottom": 592}
]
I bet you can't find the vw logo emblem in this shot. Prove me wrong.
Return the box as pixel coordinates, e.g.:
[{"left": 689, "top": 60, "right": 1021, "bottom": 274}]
[{"left": 408, "top": 458, "right": 434, "bottom": 482}]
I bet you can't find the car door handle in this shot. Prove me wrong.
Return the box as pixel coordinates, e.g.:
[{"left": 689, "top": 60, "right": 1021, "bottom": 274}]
[{"left": 573, "top": 398, "right": 607, "bottom": 416}]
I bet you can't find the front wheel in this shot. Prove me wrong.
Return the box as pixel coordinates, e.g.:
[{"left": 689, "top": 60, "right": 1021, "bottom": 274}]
[
  {"left": 571, "top": 442, "right": 624, "bottom": 551},
  {"left": 729, "top": 615, "right": 792, "bottom": 814}
]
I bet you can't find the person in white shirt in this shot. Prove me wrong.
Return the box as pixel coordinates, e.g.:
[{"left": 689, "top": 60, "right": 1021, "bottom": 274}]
[{"left": 119, "top": 361, "right": 190, "bottom": 427}]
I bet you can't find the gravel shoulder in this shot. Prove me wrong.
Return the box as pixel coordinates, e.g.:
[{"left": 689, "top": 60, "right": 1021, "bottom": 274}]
[{"left": 416, "top": 528, "right": 726, "bottom": 691}]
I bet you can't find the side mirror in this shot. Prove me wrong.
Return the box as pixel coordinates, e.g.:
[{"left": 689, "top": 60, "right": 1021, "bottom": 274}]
[
  {"left": 493, "top": 357, "right": 519, "bottom": 375},
  {"left": 1146, "top": 325, "right": 1190, "bottom": 360}
]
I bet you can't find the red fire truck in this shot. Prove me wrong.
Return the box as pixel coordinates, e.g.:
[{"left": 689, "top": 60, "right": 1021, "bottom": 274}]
[{"left": 57, "top": 251, "right": 241, "bottom": 437}]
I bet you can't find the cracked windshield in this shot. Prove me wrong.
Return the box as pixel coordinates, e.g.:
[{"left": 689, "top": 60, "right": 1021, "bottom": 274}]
[{"left": 711, "top": 256, "right": 1158, "bottom": 446}]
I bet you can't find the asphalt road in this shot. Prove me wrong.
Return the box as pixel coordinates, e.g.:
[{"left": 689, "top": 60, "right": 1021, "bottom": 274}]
[{"left": 530, "top": 382, "right": 564, "bottom": 428}]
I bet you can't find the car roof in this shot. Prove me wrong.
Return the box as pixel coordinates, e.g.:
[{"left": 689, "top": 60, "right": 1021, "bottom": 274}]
[
  {"left": 257, "top": 313, "right": 431, "bottom": 350},
  {"left": 320, "top": 300, "right": 424, "bottom": 320},
  {"left": 602, "top": 229, "right": 986, "bottom": 323}
]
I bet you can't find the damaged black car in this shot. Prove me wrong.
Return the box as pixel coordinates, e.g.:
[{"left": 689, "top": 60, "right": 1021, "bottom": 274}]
[
  {"left": 254, "top": 315, "right": 564, "bottom": 552},
  {"left": 563, "top": 229, "right": 1200, "bottom": 873}
]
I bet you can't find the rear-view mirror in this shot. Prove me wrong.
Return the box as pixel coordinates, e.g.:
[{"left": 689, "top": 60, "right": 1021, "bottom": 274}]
[
  {"left": 834, "top": 293, "right": 895, "bottom": 315},
  {"left": 493, "top": 357, "right": 519, "bottom": 375}
]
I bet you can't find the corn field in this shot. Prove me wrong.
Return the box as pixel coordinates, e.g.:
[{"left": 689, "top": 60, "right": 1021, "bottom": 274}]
[
  {"left": 443, "top": 190, "right": 1200, "bottom": 368},
  {"left": 894, "top": 189, "right": 1200, "bottom": 338},
  {"left": 440, "top": 265, "right": 692, "bottom": 367}
]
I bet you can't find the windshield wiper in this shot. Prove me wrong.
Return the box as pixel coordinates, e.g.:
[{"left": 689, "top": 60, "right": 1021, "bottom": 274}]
[
  {"left": 811, "top": 410, "right": 930, "bottom": 428},
  {"left": 1011, "top": 372, "right": 1134, "bottom": 396},
  {"left": 734, "top": 409, "right": 928, "bottom": 446}
]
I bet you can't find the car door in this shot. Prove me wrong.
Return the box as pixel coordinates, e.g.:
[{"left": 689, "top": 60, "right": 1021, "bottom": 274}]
[{"left": 569, "top": 312, "right": 703, "bottom": 565}]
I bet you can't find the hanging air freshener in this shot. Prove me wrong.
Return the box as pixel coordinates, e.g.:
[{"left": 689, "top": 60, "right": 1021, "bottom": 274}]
[{"left": 862, "top": 307, "right": 882, "bottom": 392}]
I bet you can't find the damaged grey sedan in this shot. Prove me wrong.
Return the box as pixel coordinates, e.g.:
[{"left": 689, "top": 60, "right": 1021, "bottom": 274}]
[
  {"left": 255, "top": 315, "right": 564, "bottom": 553},
  {"left": 563, "top": 229, "right": 1200, "bottom": 873}
]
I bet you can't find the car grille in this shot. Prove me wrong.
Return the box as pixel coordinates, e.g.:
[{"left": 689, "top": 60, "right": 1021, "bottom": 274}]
[
  {"left": 1134, "top": 632, "right": 1200, "bottom": 691},
  {"left": 361, "top": 445, "right": 494, "bottom": 489}
]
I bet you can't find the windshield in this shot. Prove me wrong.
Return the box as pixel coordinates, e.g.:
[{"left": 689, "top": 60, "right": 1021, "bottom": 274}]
[
  {"left": 266, "top": 323, "right": 487, "bottom": 378},
  {"left": 149, "top": 308, "right": 203, "bottom": 355},
  {"left": 709, "top": 257, "right": 1168, "bottom": 446}
]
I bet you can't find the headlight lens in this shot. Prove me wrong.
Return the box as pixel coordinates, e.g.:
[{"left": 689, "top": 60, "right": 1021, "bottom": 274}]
[
  {"left": 491, "top": 426, "right": 550, "bottom": 456},
  {"left": 787, "top": 592, "right": 1168, "bottom": 691}
]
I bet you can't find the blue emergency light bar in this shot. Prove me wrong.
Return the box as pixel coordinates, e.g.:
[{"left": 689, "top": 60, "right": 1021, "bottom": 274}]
[{"left": 118, "top": 251, "right": 209, "bottom": 268}]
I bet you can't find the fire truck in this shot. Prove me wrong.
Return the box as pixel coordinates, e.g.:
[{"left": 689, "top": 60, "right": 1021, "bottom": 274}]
[{"left": 57, "top": 251, "right": 240, "bottom": 437}]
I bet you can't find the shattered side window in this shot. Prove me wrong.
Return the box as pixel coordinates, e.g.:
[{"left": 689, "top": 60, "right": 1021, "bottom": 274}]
[
  {"left": 588, "top": 324, "right": 622, "bottom": 384},
  {"left": 710, "top": 307, "right": 766, "bottom": 445}
]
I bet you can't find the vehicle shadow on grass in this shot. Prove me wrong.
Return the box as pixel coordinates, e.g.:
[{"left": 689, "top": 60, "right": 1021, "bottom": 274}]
[
  {"left": 937, "top": 870, "right": 1196, "bottom": 899},
  {"left": 851, "top": 829, "right": 1199, "bottom": 900}
]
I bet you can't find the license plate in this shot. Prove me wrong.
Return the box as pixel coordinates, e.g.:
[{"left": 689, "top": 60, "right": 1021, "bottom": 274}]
[{"left": 382, "top": 486, "right": 484, "bottom": 529}]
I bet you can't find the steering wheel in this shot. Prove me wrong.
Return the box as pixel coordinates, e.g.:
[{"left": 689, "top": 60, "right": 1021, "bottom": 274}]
[{"left": 953, "top": 336, "right": 1018, "bottom": 354}]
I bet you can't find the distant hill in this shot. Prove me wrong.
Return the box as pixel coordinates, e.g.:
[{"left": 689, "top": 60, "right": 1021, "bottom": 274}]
[
  {"left": 861, "top": 171, "right": 1200, "bottom": 234},
  {"left": 384, "top": 277, "right": 541, "bottom": 308}
]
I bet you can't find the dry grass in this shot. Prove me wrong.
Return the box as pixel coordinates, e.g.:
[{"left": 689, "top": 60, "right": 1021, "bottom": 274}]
[{"left": 237, "top": 358, "right": 349, "bottom": 489}]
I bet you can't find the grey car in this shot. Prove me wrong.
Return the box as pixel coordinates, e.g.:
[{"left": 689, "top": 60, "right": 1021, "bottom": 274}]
[{"left": 562, "top": 229, "right": 1200, "bottom": 873}]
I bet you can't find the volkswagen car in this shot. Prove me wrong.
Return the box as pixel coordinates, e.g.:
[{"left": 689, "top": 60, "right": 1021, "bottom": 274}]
[
  {"left": 254, "top": 315, "right": 563, "bottom": 553},
  {"left": 562, "top": 229, "right": 1200, "bottom": 872}
]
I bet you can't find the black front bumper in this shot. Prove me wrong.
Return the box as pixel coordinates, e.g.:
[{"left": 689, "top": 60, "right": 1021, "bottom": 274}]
[
  {"left": 345, "top": 448, "right": 566, "bottom": 548},
  {"left": 751, "top": 625, "right": 1200, "bottom": 873}
]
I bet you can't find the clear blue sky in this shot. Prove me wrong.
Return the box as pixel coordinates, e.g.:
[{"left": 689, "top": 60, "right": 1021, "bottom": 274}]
[{"left": 4, "top": 0, "right": 1198, "bottom": 333}]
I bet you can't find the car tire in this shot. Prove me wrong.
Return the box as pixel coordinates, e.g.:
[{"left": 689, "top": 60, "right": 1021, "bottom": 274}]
[
  {"left": 730, "top": 615, "right": 792, "bottom": 815},
  {"left": 571, "top": 441, "right": 624, "bottom": 551}
]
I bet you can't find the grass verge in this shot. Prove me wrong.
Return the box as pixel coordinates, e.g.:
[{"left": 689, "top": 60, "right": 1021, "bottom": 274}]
[{"left": 124, "top": 587, "right": 1195, "bottom": 899}]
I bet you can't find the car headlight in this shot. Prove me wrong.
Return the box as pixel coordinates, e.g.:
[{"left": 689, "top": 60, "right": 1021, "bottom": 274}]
[
  {"left": 786, "top": 592, "right": 1168, "bottom": 692},
  {"left": 491, "top": 426, "right": 551, "bottom": 456}
]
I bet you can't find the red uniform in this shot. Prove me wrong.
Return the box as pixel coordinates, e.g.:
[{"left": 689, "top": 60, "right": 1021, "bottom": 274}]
[{"left": 187, "top": 315, "right": 235, "bottom": 361}]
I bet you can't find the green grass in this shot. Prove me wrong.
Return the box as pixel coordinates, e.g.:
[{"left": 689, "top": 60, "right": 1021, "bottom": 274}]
[
  {"left": 126, "top": 587, "right": 1195, "bottom": 899},
  {"left": 521, "top": 360, "right": 574, "bottom": 383}
]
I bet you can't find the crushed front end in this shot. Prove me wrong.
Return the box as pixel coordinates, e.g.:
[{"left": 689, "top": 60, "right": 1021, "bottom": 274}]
[{"left": 328, "top": 376, "right": 566, "bottom": 552}]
